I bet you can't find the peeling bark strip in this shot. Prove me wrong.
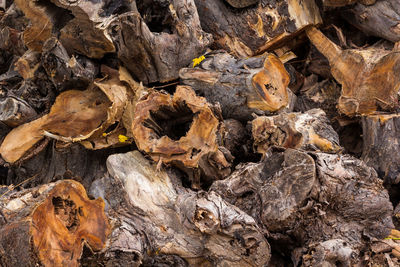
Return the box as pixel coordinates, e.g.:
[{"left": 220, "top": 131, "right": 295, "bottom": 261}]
[
  {"left": 180, "top": 52, "right": 291, "bottom": 121},
  {"left": 0, "top": 180, "right": 110, "bottom": 267},
  {"left": 362, "top": 114, "right": 400, "bottom": 184},
  {"left": 306, "top": 26, "right": 400, "bottom": 116},
  {"left": 131, "top": 85, "right": 231, "bottom": 187},
  {"left": 252, "top": 109, "right": 341, "bottom": 154},
  {"left": 194, "top": 0, "right": 322, "bottom": 57},
  {"left": 88, "top": 151, "right": 270, "bottom": 266},
  {"left": 343, "top": 0, "right": 400, "bottom": 43},
  {"left": 109, "top": 0, "right": 212, "bottom": 84}
]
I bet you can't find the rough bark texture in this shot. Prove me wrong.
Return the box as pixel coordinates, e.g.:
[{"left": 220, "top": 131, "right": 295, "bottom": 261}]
[
  {"left": 294, "top": 75, "right": 341, "bottom": 120},
  {"left": 343, "top": 0, "right": 400, "bottom": 43},
  {"left": 211, "top": 148, "right": 393, "bottom": 265},
  {"left": 87, "top": 150, "right": 270, "bottom": 266},
  {"left": 1, "top": 0, "right": 400, "bottom": 266},
  {"left": 0, "top": 180, "right": 110, "bottom": 267},
  {"left": 180, "top": 51, "right": 292, "bottom": 122},
  {"left": 362, "top": 114, "right": 400, "bottom": 185},
  {"left": 109, "top": 0, "right": 212, "bottom": 84},
  {"left": 252, "top": 109, "right": 341, "bottom": 154},
  {"left": 194, "top": 0, "right": 322, "bottom": 57}
]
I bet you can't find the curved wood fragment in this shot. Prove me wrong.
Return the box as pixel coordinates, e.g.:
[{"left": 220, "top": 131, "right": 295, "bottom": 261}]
[
  {"left": 0, "top": 180, "right": 110, "bottom": 267},
  {"left": 14, "top": 0, "right": 116, "bottom": 58},
  {"left": 131, "top": 85, "right": 230, "bottom": 187},
  {"left": 306, "top": 26, "right": 400, "bottom": 116},
  {"left": 0, "top": 67, "right": 134, "bottom": 163},
  {"left": 180, "top": 52, "right": 291, "bottom": 121}
]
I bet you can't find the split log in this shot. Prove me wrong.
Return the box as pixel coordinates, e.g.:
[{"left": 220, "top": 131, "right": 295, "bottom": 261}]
[
  {"left": 109, "top": 0, "right": 212, "bottom": 84},
  {"left": 342, "top": 0, "right": 400, "bottom": 43},
  {"left": 252, "top": 109, "right": 341, "bottom": 154},
  {"left": 14, "top": 0, "right": 117, "bottom": 58},
  {"left": 86, "top": 150, "right": 270, "bottom": 266},
  {"left": 131, "top": 85, "right": 231, "bottom": 188},
  {"left": 0, "top": 67, "right": 135, "bottom": 163},
  {"left": 361, "top": 114, "right": 400, "bottom": 184},
  {"left": 210, "top": 148, "right": 393, "bottom": 264},
  {"left": 180, "top": 52, "right": 292, "bottom": 121},
  {"left": 0, "top": 179, "right": 110, "bottom": 266},
  {"left": 306, "top": 26, "right": 400, "bottom": 116},
  {"left": 194, "top": 0, "right": 322, "bottom": 57}
]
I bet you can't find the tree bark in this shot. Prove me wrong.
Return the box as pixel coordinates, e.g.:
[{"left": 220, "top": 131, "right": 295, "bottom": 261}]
[
  {"left": 361, "top": 114, "right": 400, "bottom": 185},
  {"left": 194, "top": 0, "right": 322, "bottom": 57},
  {"left": 252, "top": 108, "right": 341, "bottom": 154},
  {"left": 180, "top": 52, "right": 293, "bottom": 122},
  {"left": 210, "top": 148, "right": 393, "bottom": 265},
  {"left": 109, "top": 0, "right": 212, "bottom": 84},
  {"left": 343, "top": 0, "right": 400, "bottom": 43},
  {"left": 87, "top": 150, "right": 271, "bottom": 266}
]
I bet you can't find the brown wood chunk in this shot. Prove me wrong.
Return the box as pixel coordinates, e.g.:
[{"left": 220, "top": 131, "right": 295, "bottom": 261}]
[
  {"left": 0, "top": 180, "right": 110, "bottom": 267},
  {"left": 194, "top": 0, "right": 322, "bottom": 57},
  {"left": 306, "top": 26, "right": 400, "bottom": 116}
]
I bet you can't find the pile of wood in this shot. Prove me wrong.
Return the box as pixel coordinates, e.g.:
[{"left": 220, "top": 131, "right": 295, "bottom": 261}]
[{"left": 1, "top": 0, "right": 400, "bottom": 266}]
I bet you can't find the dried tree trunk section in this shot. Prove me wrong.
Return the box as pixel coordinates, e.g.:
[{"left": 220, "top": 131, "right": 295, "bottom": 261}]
[
  {"left": 343, "top": 0, "right": 400, "bottom": 43},
  {"left": 14, "top": 0, "right": 116, "bottom": 58},
  {"left": 0, "top": 180, "right": 110, "bottom": 267},
  {"left": 180, "top": 52, "right": 291, "bottom": 121},
  {"left": 211, "top": 148, "right": 316, "bottom": 231},
  {"left": 194, "top": 0, "right": 322, "bottom": 57},
  {"left": 307, "top": 26, "right": 400, "bottom": 116},
  {"left": 0, "top": 67, "right": 133, "bottom": 163},
  {"left": 109, "top": 0, "right": 212, "bottom": 84},
  {"left": 131, "top": 85, "right": 231, "bottom": 188},
  {"left": 210, "top": 149, "right": 393, "bottom": 265},
  {"left": 87, "top": 151, "right": 271, "bottom": 266},
  {"left": 362, "top": 114, "right": 400, "bottom": 184},
  {"left": 252, "top": 109, "right": 341, "bottom": 154}
]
